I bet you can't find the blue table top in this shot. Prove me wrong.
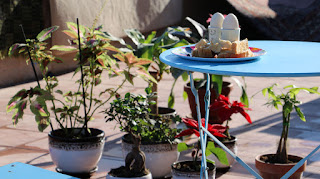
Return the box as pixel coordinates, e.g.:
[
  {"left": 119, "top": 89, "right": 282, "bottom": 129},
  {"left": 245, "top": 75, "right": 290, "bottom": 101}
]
[
  {"left": 0, "top": 162, "right": 78, "bottom": 179},
  {"left": 159, "top": 40, "right": 320, "bottom": 77}
]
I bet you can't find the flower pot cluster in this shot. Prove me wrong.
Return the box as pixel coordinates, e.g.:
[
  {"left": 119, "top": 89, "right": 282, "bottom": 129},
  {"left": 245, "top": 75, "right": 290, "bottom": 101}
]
[{"left": 6, "top": 11, "right": 320, "bottom": 179}]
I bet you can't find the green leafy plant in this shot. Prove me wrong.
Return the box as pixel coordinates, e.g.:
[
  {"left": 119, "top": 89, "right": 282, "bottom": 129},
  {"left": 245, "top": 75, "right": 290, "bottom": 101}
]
[
  {"left": 261, "top": 83, "right": 320, "bottom": 163},
  {"left": 122, "top": 27, "right": 190, "bottom": 113},
  {"left": 6, "top": 23, "right": 153, "bottom": 138},
  {"left": 175, "top": 118, "right": 229, "bottom": 171},
  {"left": 105, "top": 87, "right": 180, "bottom": 144}
]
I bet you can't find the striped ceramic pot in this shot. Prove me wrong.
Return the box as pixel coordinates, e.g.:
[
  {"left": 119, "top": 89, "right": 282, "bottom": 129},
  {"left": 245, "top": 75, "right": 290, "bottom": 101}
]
[{"left": 48, "top": 128, "right": 105, "bottom": 175}]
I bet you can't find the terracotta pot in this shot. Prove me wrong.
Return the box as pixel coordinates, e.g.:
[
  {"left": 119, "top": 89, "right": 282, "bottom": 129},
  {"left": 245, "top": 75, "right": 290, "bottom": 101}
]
[
  {"left": 171, "top": 161, "right": 216, "bottom": 179},
  {"left": 48, "top": 128, "right": 105, "bottom": 176},
  {"left": 106, "top": 172, "right": 152, "bottom": 179},
  {"left": 207, "top": 136, "right": 237, "bottom": 169},
  {"left": 122, "top": 134, "right": 179, "bottom": 178},
  {"left": 184, "top": 81, "right": 233, "bottom": 124},
  {"left": 255, "top": 154, "right": 307, "bottom": 179}
]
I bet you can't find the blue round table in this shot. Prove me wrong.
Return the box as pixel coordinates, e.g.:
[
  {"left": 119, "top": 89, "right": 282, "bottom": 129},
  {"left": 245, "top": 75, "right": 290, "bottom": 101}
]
[
  {"left": 160, "top": 40, "right": 320, "bottom": 77},
  {"left": 160, "top": 40, "right": 320, "bottom": 179}
]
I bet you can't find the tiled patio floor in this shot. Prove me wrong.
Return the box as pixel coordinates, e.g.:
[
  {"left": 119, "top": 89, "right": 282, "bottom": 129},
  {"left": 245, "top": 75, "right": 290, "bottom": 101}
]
[{"left": 1, "top": 63, "right": 320, "bottom": 178}]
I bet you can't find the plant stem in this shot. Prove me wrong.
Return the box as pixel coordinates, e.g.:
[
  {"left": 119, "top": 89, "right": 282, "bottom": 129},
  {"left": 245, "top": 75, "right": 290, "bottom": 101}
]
[
  {"left": 77, "top": 18, "right": 89, "bottom": 135},
  {"left": 90, "top": 79, "right": 126, "bottom": 117}
]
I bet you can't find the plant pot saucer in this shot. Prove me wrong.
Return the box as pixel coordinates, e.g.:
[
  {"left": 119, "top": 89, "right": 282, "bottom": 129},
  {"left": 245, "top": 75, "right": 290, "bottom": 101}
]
[{"left": 56, "top": 164, "right": 98, "bottom": 177}]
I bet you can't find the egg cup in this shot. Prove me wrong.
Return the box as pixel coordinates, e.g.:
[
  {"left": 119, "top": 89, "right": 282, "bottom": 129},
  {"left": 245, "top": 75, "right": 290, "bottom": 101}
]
[
  {"left": 208, "top": 26, "right": 222, "bottom": 43},
  {"left": 221, "top": 28, "right": 240, "bottom": 42}
]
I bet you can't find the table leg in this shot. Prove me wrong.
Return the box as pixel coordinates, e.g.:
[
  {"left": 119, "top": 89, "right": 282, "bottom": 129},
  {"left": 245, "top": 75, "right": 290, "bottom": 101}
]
[
  {"left": 188, "top": 72, "right": 262, "bottom": 179},
  {"left": 189, "top": 72, "right": 208, "bottom": 179}
]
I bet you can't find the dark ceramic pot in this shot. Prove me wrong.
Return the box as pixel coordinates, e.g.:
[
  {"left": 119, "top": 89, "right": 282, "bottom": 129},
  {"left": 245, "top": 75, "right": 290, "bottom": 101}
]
[{"left": 157, "top": 107, "right": 177, "bottom": 128}]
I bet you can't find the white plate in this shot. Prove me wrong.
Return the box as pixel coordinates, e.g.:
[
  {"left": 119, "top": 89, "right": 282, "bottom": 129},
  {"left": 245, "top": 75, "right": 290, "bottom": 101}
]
[{"left": 171, "top": 45, "right": 266, "bottom": 62}]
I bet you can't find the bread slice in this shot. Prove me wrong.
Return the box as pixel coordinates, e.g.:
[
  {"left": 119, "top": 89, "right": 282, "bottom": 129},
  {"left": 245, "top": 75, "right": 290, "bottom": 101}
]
[{"left": 192, "top": 38, "right": 253, "bottom": 58}]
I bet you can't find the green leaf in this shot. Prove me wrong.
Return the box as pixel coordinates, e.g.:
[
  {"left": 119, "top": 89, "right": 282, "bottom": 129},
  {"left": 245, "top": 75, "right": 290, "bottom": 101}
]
[
  {"left": 262, "top": 88, "right": 268, "bottom": 96},
  {"left": 51, "top": 45, "right": 77, "bottom": 52},
  {"left": 102, "top": 31, "right": 126, "bottom": 45},
  {"left": 240, "top": 89, "right": 249, "bottom": 107},
  {"left": 124, "top": 29, "right": 145, "bottom": 46},
  {"left": 170, "top": 68, "right": 185, "bottom": 80},
  {"left": 55, "top": 90, "right": 63, "bottom": 95},
  {"left": 36, "top": 26, "right": 59, "bottom": 42},
  {"left": 182, "top": 71, "right": 188, "bottom": 81},
  {"left": 206, "top": 158, "right": 215, "bottom": 164},
  {"left": 145, "top": 31, "right": 156, "bottom": 44},
  {"left": 177, "top": 142, "right": 189, "bottom": 152},
  {"left": 206, "top": 142, "right": 229, "bottom": 166},
  {"left": 211, "top": 75, "right": 223, "bottom": 96},
  {"left": 168, "top": 92, "right": 174, "bottom": 109},
  {"left": 183, "top": 91, "right": 188, "bottom": 101},
  {"left": 136, "top": 44, "right": 154, "bottom": 60},
  {"left": 66, "top": 22, "right": 86, "bottom": 37},
  {"left": 35, "top": 115, "right": 49, "bottom": 132},
  {"left": 8, "top": 43, "right": 26, "bottom": 56},
  {"left": 294, "top": 106, "right": 306, "bottom": 122}
]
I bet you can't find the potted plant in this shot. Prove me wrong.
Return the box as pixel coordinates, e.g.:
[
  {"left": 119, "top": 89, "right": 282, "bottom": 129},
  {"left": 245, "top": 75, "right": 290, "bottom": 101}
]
[
  {"left": 255, "top": 84, "right": 319, "bottom": 179},
  {"left": 121, "top": 27, "right": 189, "bottom": 120},
  {"left": 172, "top": 118, "right": 229, "bottom": 179},
  {"left": 105, "top": 88, "right": 181, "bottom": 178},
  {"left": 106, "top": 132, "right": 152, "bottom": 179},
  {"left": 6, "top": 22, "right": 153, "bottom": 176},
  {"left": 208, "top": 94, "right": 252, "bottom": 169}
]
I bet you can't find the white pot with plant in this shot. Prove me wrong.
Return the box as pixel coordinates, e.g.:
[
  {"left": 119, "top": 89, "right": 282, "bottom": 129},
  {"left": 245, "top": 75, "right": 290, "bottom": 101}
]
[
  {"left": 6, "top": 21, "right": 154, "bottom": 176},
  {"left": 105, "top": 88, "right": 181, "bottom": 178}
]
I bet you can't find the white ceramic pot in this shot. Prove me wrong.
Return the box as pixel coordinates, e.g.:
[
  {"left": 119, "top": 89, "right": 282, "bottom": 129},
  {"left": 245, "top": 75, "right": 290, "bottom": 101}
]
[
  {"left": 106, "top": 172, "right": 152, "bottom": 179},
  {"left": 207, "top": 136, "right": 237, "bottom": 169},
  {"left": 171, "top": 161, "right": 216, "bottom": 179},
  {"left": 48, "top": 128, "right": 105, "bottom": 175},
  {"left": 121, "top": 134, "right": 179, "bottom": 178}
]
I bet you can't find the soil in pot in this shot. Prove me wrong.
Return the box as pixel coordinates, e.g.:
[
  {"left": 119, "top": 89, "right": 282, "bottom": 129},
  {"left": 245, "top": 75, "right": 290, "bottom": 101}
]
[
  {"left": 255, "top": 154, "right": 307, "bottom": 179},
  {"left": 184, "top": 81, "right": 233, "bottom": 124},
  {"left": 171, "top": 160, "right": 216, "bottom": 179}
]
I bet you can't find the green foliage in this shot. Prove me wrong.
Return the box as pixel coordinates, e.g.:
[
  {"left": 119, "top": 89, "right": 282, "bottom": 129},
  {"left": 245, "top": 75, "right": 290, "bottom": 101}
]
[
  {"left": 6, "top": 23, "right": 154, "bottom": 138},
  {"left": 177, "top": 141, "right": 228, "bottom": 166},
  {"left": 105, "top": 89, "right": 181, "bottom": 143},
  {"left": 262, "top": 83, "right": 320, "bottom": 163},
  {"left": 123, "top": 27, "right": 190, "bottom": 109}
]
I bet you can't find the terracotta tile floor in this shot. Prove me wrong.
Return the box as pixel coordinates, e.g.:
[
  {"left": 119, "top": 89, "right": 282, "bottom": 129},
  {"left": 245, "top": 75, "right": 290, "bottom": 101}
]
[{"left": 1, "top": 64, "right": 320, "bottom": 178}]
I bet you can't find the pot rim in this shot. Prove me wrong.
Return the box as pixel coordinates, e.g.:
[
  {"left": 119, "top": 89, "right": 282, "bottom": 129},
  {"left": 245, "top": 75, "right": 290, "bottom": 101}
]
[
  {"left": 157, "top": 106, "right": 176, "bottom": 115},
  {"left": 171, "top": 160, "right": 216, "bottom": 172},
  {"left": 185, "top": 81, "right": 233, "bottom": 89},
  {"left": 255, "top": 154, "right": 306, "bottom": 166},
  {"left": 48, "top": 128, "right": 105, "bottom": 142},
  {"left": 122, "top": 133, "right": 177, "bottom": 145}
]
